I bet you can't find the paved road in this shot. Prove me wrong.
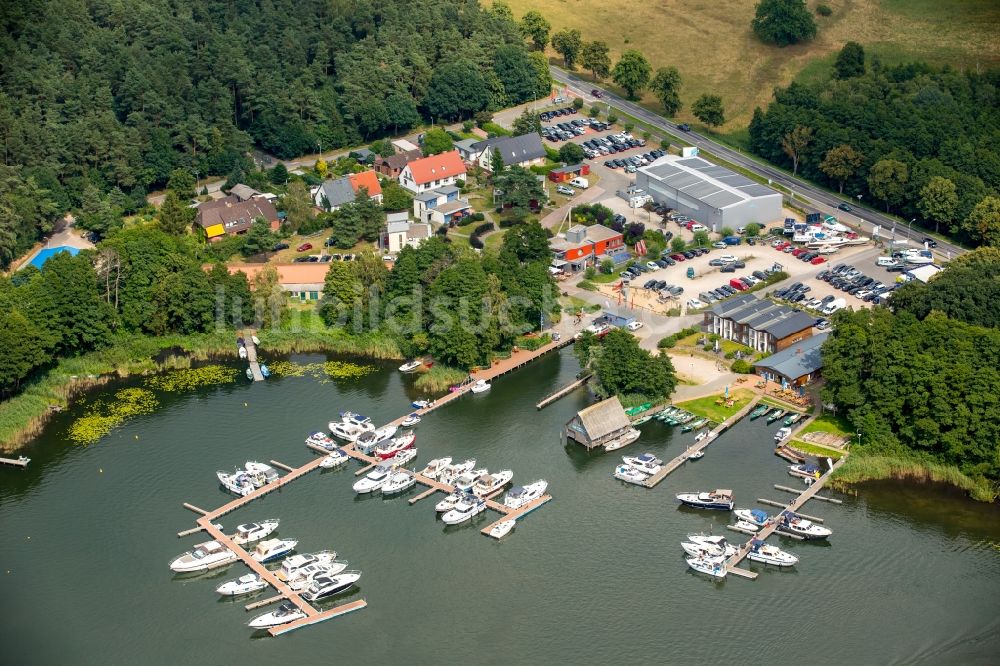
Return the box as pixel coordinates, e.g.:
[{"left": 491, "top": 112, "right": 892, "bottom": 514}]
[{"left": 550, "top": 67, "right": 965, "bottom": 259}]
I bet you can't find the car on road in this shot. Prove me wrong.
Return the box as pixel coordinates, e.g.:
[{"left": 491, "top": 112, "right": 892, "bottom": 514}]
[
  {"left": 556, "top": 185, "right": 575, "bottom": 196},
  {"left": 678, "top": 124, "right": 691, "bottom": 132},
  {"left": 922, "top": 237, "right": 938, "bottom": 248},
  {"left": 838, "top": 203, "right": 852, "bottom": 212},
  {"left": 297, "top": 243, "right": 313, "bottom": 252},
  {"left": 591, "top": 89, "right": 602, "bottom": 98},
  {"left": 626, "top": 321, "right": 643, "bottom": 331}
]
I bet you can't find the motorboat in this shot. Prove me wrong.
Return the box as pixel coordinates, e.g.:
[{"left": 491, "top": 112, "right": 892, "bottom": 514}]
[
  {"left": 248, "top": 602, "right": 306, "bottom": 629},
  {"left": 244, "top": 461, "right": 280, "bottom": 486},
  {"left": 230, "top": 519, "right": 280, "bottom": 546},
  {"left": 277, "top": 551, "right": 337, "bottom": 582},
  {"left": 789, "top": 463, "right": 822, "bottom": 480},
  {"left": 774, "top": 427, "right": 792, "bottom": 442},
  {"left": 438, "top": 459, "right": 476, "bottom": 485},
  {"left": 694, "top": 431, "right": 708, "bottom": 442},
  {"left": 411, "top": 399, "right": 431, "bottom": 409},
  {"left": 783, "top": 413, "right": 802, "bottom": 426},
  {"left": 319, "top": 449, "right": 349, "bottom": 469},
  {"left": 250, "top": 538, "right": 297, "bottom": 563},
  {"left": 329, "top": 420, "right": 374, "bottom": 443},
  {"left": 355, "top": 424, "right": 399, "bottom": 454},
  {"left": 686, "top": 555, "right": 727, "bottom": 578},
  {"left": 473, "top": 470, "right": 513, "bottom": 497},
  {"left": 676, "top": 489, "right": 734, "bottom": 511},
  {"left": 389, "top": 447, "right": 418, "bottom": 468},
  {"left": 734, "top": 508, "right": 770, "bottom": 527},
  {"left": 778, "top": 513, "right": 832, "bottom": 540},
  {"left": 766, "top": 408, "right": 786, "bottom": 424},
  {"left": 287, "top": 561, "right": 350, "bottom": 591},
  {"left": 216, "top": 573, "right": 268, "bottom": 597},
  {"left": 435, "top": 491, "right": 465, "bottom": 513},
  {"left": 489, "top": 520, "right": 516, "bottom": 539},
  {"left": 613, "top": 464, "right": 648, "bottom": 484},
  {"left": 382, "top": 470, "right": 416, "bottom": 495},
  {"left": 503, "top": 480, "right": 548, "bottom": 509},
  {"left": 217, "top": 470, "right": 256, "bottom": 496},
  {"left": 352, "top": 463, "right": 393, "bottom": 493},
  {"left": 746, "top": 540, "right": 799, "bottom": 567},
  {"left": 301, "top": 570, "right": 362, "bottom": 602},
  {"left": 251, "top": 334, "right": 260, "bottom": 346},
  {"left": 623, "top": 453, "right": 662, "bottom": 475},
  {"left": 374, "top": 430, "right": 415, "bottom": 460},
  {"left": 470, "top": 379, "right": 491, "bottom": 394},
  {"left": 603, "top": 427, "right": 641, "bottom": 452},
  {"left": 401, "top": 413, "right": 421, "bottom": 427},
  {"left": 399, "top": 360, "right": 422, "bottom": 373},
  {"left": 442, "top": 496, "right": 488, "bottom": 525},
  {"left": 453, "top": 468, "right": 488, "bottom": 493},
  {"left": 260, "top": 364, "right": 270, "bottom": 378},
  {"left": 685, "top": 447, "right": 705, "bottom": 461},
  {"left": 419, "top": 457, "right": 453, "bottom": 480},
  {"left": 340, "top": 411, "right": 371, "bottom": 426},
  {"left": 682, "top": 534, "right": 737, "bottom": 558},
  {"left": 732, "top": 519, "right": 761, "bottom": 533},
  {"left": 306, "top": 431, "right": 336, "bottom": 450},
  {"left": 169, "top": 540, "right": 238, "bottom": 573}
]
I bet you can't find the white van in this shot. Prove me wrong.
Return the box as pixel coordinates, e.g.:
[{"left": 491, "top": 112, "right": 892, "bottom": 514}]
[
  {"left": 569, "top": 176, "right": 589, "bottom": 189},
  {"left": 876, "top": 256, "right": 898, "bottom": 267}
]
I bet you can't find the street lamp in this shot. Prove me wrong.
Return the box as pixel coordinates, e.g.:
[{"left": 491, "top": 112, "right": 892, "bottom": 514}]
[
  {"left": 907, "top": 218, "right": 915, "bottom": 241},
  {"left": 856, "top": 432, "right": 862, "bottom": 448}
]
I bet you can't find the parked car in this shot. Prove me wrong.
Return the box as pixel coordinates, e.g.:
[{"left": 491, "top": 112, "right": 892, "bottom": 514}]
[
  {"left": 712, "top": 241, "right": 727, "bottom": 249},
  {"left": 626, "top": 321, "right": 643, "bottom": 331},
  {"left": 297, "top": 243, "right": 313, "bottom": 252},
  {"left": 556, "top": 185, "right": 575, "bottom": 196},
  {"left": 272, "top": 242, "right": 289, "bottom": 251}
]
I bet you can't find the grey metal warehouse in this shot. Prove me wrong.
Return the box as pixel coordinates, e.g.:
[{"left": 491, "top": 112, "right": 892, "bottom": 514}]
[{"left": 635, "top": 155, "right": 783, "bottom": 229}]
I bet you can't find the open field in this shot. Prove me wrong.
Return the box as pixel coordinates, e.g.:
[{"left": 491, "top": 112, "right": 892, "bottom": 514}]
[
  {"left": 506, "top": 0, "right": 1000, "bottom": 128},
  {"left": 675, "top": 387, "right": 755, "bottom": 422}
]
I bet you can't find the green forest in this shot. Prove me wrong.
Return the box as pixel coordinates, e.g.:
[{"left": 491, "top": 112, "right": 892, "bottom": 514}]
[
  {"left": 0, "top": 0, "right": 549, "bottom": 265},
  {"left": 749, "top": 52, "right": 1000, "bottom": 246},
  {"left": 821, "top": 249, "right": 1000, "bottom": 497}
]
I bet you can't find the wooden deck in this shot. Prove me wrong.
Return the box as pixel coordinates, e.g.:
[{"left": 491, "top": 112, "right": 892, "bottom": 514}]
[
  {"left": 0, "top": 455, "right": 30, "bottom": 468},
  {"left": 641, "top": 396, "right": 763, "bottom": 488},
  {"left": 536, "top": 373, "right": 591, "bottom": 410}
]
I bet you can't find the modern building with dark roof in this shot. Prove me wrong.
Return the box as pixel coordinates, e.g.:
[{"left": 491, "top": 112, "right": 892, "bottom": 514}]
[
  {"left": 753, "top": 332, "right": 830, "bottom": 387},
  {"left": 636, "top": 155, "right": 783, "bottom": 228},
  {"left": 704, "top": 294, "right": 815, "bottom": 353},
  {"left": 470, "top": 133, "right": 546, "bottom": 171}
]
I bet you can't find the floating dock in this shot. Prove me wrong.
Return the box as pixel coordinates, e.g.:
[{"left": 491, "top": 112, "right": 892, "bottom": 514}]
[
  {"left": 536, "top": 373, "right": 591, "bottom": 409},
  {"left": 244, "top": 332, "right": 264, "bottom": 382},
  {"left": 0, "top": 456, "right": 31, "bottom": 468}
]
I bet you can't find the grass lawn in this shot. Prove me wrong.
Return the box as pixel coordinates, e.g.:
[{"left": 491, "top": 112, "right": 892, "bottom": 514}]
[
  {"left": 510, "top": 0, "right": 999, "bottom": 128},
  {"left": 482, "top": 229, "right": 508, "bottom": 254},
  {"left": 588, "top": 270, "right": 621, "bottom": 284},
  {"left": 800, "top": 413, "right": 855, "bottom": 439},
  {"left": 675, "top": 388, "right": 754, "bottom": 423},
  {"left": 789, "top": 440, "right": 846, "bottom": 460}
]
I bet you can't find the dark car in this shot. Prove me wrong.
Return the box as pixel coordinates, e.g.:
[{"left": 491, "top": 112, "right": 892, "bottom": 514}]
[
  {"left": 272, "top": 242, "right": 290, "bottom": 251},
  {"left": 922, "top": 237, "right": 938, "bottom": 248},
  {"left": 663, "top": 257, "right": 676, "bottom": 266},
  {"left": 656, "top": 259, "right": 669, "bottom": 268},
  {"left": 682, "top": 251, "right": 695, "bottom": 259},
  {"left": 752, "top": 270, "right": 767, "bottom": 280},
  {"left": 678, "top": 123, "right": 691, "bottom": 132},
  {"left": 838, "top": 202, "right": 852, "bottom": 212},
  {"left": 720, "top": 264, "right": 736, "bottom": 273},
  {"left": 644, "top": 279, "right": 657, "bottom": 289},
  {"left": 733, "top": 261, "right": 746, "bottom": 269},
  {"left": 662, "top": 231, "right": 674, "bottom": 241}
]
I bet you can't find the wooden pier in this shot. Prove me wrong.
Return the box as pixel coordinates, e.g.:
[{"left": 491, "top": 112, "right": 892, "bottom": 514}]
[
  {"left": 536, "top": 373, "right": 591, "bottom": 410},
  {"left": 757, "top": 498, "right": 825, "bottom": 522},
  {"left": 641, "top": 396, "right": 763, "bottom": 488},
  {"left": 774, "top": 484, "right": 842, "bottom": 504},
  {"left": 244, "top": 332, "right": 264, "bottom": 382},
  {"left": 408, "top": 486, "right": 440, "bottom": 505},
  {"left": 0, "top": 455, "right": 30, "bottom": 468},
  {"left": 270, "top": 460, "right": 295, "bottom": 473}
]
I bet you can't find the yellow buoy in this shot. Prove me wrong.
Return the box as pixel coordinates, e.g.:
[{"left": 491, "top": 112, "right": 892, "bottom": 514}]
[{"left": 99, "top": 468, "right": 103, "bottom": 473}]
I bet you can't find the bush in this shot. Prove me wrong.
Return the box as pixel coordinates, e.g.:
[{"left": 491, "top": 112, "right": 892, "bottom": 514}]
[
  {"left": 474, "top": 110, "right": 493, "bottom": 126},
  {"left": 498, "top": 217, "right": 526, "bottom": 228},
  {"left": 469, "top": 235, "right": 484, "bottom": 249},
  {"left": 816, "top": 4, "right": 832, "bottom": 16},
  {"left": 658, "top": 336, "right": 677, "bottom": 348},
  {"left": 643, "top": 131, "right": 651, "bottom": 141},
  {"left": 600, "top": 259, "right": 614, "bottom": 274},
  {"left": 608, "top": 112, "right": 619, "bottom": 124},
  {"left": 660, "top": 139, "right": 671, "bottom": 150},
  {"left": 472, "top": 222, "right": 494, "bottom": 235},
  {"left": 703, "top": 343, "right": 714, "bottom": 352},
  {"left": 456, "top": 179, "right": 465, "bottom": 189},
  {"left": 481, "top": 122, "right": 511, "bottom": 137},
  {"left": 584, "top": 266, "right": 596, "bottom": 279},
  {"left": 544, "top": 146, "right": 561, "bottom": 161},
  {"left": 624, "top": 122, "right": 634, "bottom": 133},
  {"left": 731, "top": 359, "right": 753, "bottom": 374},
  {"left": 572, "top": 97, "right": 584, "bottom": 109},
  {"left": 578, "top": 280, "right": 597, "bottom": 291},
  {"left": 462, "top": 120, "right": 474, "bottom": 133},
  {"left": 588, "top": 107, "right": 600, "bottom": 118},
  {"left": 724, "top": 350, "right": 737, "bottom": 360},
  {"left": 516, "top": 333, "right": 551, "bottom": 351}
]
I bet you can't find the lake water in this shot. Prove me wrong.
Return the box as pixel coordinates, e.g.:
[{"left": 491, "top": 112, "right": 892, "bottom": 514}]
[{"left": 2, "top": 349, "right": 999, "bottom": 664}]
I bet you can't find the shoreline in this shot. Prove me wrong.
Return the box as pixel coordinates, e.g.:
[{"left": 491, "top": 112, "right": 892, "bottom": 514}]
[
  {"left": 830, "top": 453, "right": 998, "bottom": 503},
  {"left": 0, "top": 328, "right": 403, "bottom": 453}
]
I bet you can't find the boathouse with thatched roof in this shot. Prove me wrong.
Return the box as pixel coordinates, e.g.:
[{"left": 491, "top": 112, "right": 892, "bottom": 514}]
[{"left": 565, "top": 396, "right": 632, "bottom": 449}]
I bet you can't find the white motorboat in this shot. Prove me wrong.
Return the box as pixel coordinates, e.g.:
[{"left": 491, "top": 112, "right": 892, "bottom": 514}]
[
  {"left": 686, "top": 555, "right": 727, "bottom": 578},
  {"left": 169, "top": 540, "right": 238, "bottom": 573},
  {"left": 613, "top": 464, "right": 648, "bottom": 484},
  {"left": 355, "top": 424, "right": 399, "bottom": 454},
  {"left": 401, "top": 413, "right": 421, "bottom": 427},
  {"left": 248, "top": 602, "right": 306, "bottom": 629},
  {"left": 230, "top": 519, "right": 280, "bottom": 546},
  {"left": 623, "top": 453, "right": 662, "bottom": 475},
  {"left": 734, "top": 508, "right": 770, "bottom": 527},
  {"left": 216, "top": 573, "right": 268, "bottom": 596},
  {"left": 352, "top": 463, "right": 393, "bottom": 493},
  {"left": 276, "top": 551, "right": 337, "bottom": 582},
  {"left": 244, "top": 461, "right": 280, "bottom": 486},
  {"left": 604, "top": 428, "right": 641, "bottom": 452},
  {"left": 435, "top": 491, "right": 464, "bottom": 513},
  {"left": 453, "top": 468, "right": 488, "bottom": 493},
  {"left": 306, "top": 431, "right": 337, "bottom": 450},
  {"left": 399, "top": 360, "right": 422, "bottom": 373},
  {"left": 676, "top": 489, "right": 734, "bottom": 510},
  {"left": 774, "top": 427, "right": 792, "bottom": 442},
  {"left": 682, "top": 534, "right": 737, "bottom": 558},
  {"left": 503, "top": 480, "right": 548, "bottom": 509},
  {"left": 374, "top": 430, "right": 415, "bottom": 460},
  {"left": 473, "top": 470, "right": 513, "bottom": 497},
  {"left": 340, "top": 411, "right": 372, "bottom": 427},
  {"left": 250, "top": 538, "right": 297, "bottom": 563},
  {"left": 330, "top": 420, "right": 375, "bottom": 443},
  {"left": 287, "top": 561, "right": 350, "bottom": 591},
  {"left": 319, "top": 449, "right": 349, "bottom": 468},
  {"left": 411, "top": 399, "right": 430, "bottom": 409},
  {"left": 301, "top": 570, "right": 362, "bottom": 602},
  {"left": 251, "top": 334, "right": 260, "bottom": 346},
  {"left": 732, "top": 519, "right": 761, "bottom": 533},
  {"left": 441, "top": 496, "right": 488, "bottom": 525},
  {"left": 418, "top": 457, "right": 453, "bottom": 480},
  {"left": 694, "top": 431, "right": 708, "bottom": 442},
  {"left": 789, "top": 463, "right": 822, "bottom": 480},
  {"left": 489, "top": 520, "right": 516, "bottom": 539},
  {"left": 470, "top": 379, "right": 491, "bottom": 394},
  {"left": 382, "top": 470, "right": 416, "bottom": 495},
  {"left": 778, "top": 513, "right": 832, "bottom": 540},
  {"left": 438, "top": 459, "right": 476, "bottom": 485},
  {"left": 217, "top": 469, "right": 256, "bottom": 496},
  {"left": 389, "top": 447, "right": 418, "bottom": 468},
  {"left": 746, "top": 540, "right": 799, "bottom": 567},
  {"left": 686, "top": 448, "right": 705, "bottom": 461}
]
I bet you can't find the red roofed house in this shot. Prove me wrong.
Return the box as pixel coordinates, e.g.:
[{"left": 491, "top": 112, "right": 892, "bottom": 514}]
[
  {"left": 196, "top": 196, "right": 280, "bottom": 242},
  {"left": 312, "top": 169, "right": 384, "bottom": 212},
  {"left": 224, "top": 263, "right": 331, "bottom": 302},
  {"left": 398, "top": 150, "right": 467, "bottom": 194}
]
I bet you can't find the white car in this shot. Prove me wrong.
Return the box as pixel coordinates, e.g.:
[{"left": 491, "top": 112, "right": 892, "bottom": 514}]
[
  {"left": 690, "top": 223, "right": 708, "bottom": 232},
  {"left": 712, "top": 241, "right": 727, "bottom": 249},
  {"left": 626, "top": 321, "right": 644, "bottom": 331},
  {"left": 556, "top": 185, "right": 574, "bottom": 196},
  {"left": 687, "top": 299, "right": 704, "bottom": 309},
  {"left": 718, "top": 254, "right": 737, "bottom": 263},
  {"left": 646, "top": 261, "right": 660, "bottom": 270}
]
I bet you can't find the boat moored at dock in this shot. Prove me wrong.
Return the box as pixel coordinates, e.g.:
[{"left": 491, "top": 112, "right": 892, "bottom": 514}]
[
  {"left": 472, "top": 470, "right": 513, "bottom": 497},
  {"left": 216, "top": 573, "right": 268, "bottom": 596},
  {"left": 676, "top": 489, "right": 735, "bottom": 511},
  {"left": 216, "top": 470, "right": 256, "bottom": 496},
  {"left": 503, "top": 480, "right": 548, "bottom": 509},
  {"left": 774, "top": 427, "right": 792, "bottom": 442},
  {"left": 169, "top": 540, "right": 238, "bottom": 573},
  {"left": 777, "top": 513, "right": 832, "bottom": 540},
  {"left": 613, "top": 464, "right": 648, "bottom": 484},
  {"left": 746, "top": 540, "right": 799, "bottom": 567},
  {"left": 319, "top": 449, "right": 350, "bottom": 468},
  {"left": 441, "top": 495, "right": 488, "bottom": 525},
  {"left": 301, "top": 571, "right": 362, "bottom": 602},
  {"left": 686, "top": 555, "right": 727, "bottom": 578},
  {"left": 623, "top": 453, "right": 662, "bottom": 475},
  {"left": 250, "top": 538, "right": 297, "bottom": 563},
  {"left": 374, "top": 430, "right": 415, "bottom": 460},
  {"left": 418, "top": 457, "right": 453, "bottom": 480},
  {"left": 230, "top": 519, "right": 280, "bottom": 546},
  {"left": 277, "top": 551, "right": 338, "bottom": 582},
  {"left": 353, "top": 463, "right": 393, "bottom": 494},
  {"left": 382, "top": 470, "right": 416, "bottom": 495},
  {"left": 248, "top": 602, "right": 306, "bottom": 629}
]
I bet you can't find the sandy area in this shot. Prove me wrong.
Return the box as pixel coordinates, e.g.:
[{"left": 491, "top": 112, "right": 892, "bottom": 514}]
[{"left": 667, "top": 352, "right": 726, "bottom": 384}]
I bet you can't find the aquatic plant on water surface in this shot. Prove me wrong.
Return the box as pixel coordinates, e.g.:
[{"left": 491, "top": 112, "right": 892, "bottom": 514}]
[
  {"left": 143, "top": 365, "right": 241, "bottom": 392},
  {"left": 67, "top": 388, "right": 159, "bottom": 445}
]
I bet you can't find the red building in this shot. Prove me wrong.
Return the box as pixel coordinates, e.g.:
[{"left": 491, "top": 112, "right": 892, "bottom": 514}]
[
  {"left": 548, "top": 163, "right": 591, "bottom": 182},
  {"left": 549, "top": 224, "right": 625, "bottom": 272}
]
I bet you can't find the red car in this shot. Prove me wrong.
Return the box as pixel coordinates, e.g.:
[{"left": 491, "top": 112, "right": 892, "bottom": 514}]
[
  {"left": 729, "top": 278, "right": 747, "bottom": 291},
  {"left": 791, "top": 248, "right": 806, "bottom": 257},
  {"left": 297, "top": 243, "right": 313, "bottom": 252},
  {"left": 811, "top": 256, "right": 827, "bottom": 265},
  {"left": 670, "top": 253, "right": 685, "bottom": 261}
]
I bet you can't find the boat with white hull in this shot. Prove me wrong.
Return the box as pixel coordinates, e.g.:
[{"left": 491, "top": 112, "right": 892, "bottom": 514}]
[
  {"left": 442, "top": 496, "right": 488, "bottom": 525},
  {"left": 169, "top": 540, "right": 238, "bottom": 573},
  {"left": 248, "top": 602, "right": 306, "bottom": 629},
  {"left": 374, "top": 431, "right": 415, "bottom": 460},
  {"left": 489, "top": 520, "right": 516, "bottom": 538},
  {"left": 622, "top": 453, "right": 662, "bottom": 475},
  {"left": 676, "top": 489, "right": 734, "bottom": 511},
  {"left": 603, "top": 428, "right": 641, "bottom": 452},
  {"left": 355, "top": 424, "right": 399, "bottom": 454},
  {"left": 389, "top": 448, "right": 418, "bottom": 468},
  {"left": 230, "top": 519, "right": 280, "bottom": 546},
  {"left": 276, "top": 551, "right": 337, "bottom": 582},
  {"left": 301, "top": 571, "right": 362, "bottom": 602},
  {"left": 216, "top": 573, "right": 268, "bottom": 597},
  {"left": 613, "top": 464, "right": 648, "bottom": 484},
  {"left": 319, "top": 449, "right": 349, "bottom": 468},
  {"left": 244, "top": 461, "right": 280, "bottom": 486},
  {"left": 470, "top": 379, "right": 491, "bottom": 394},
  {"left": 746, "top": 541, "right": 798, "bottom": 567},
  {"left": 438, "top": 460, "right": 476, "bottom": 485},
  {"left": 306, "top": 431, "right": 337, "bottom": 450},
  {"left": 353, "top": 463, "right": 393, "bottom": 493},
  {"left": 682, "top": 535, "right": 737, "bottom": 558},
  {"left": 503, "top": 480, "right": 548, "bottom": 509},
  {"left": 399, "top": 360, "right": 422, "bottom": 373},
  {"left": 453, "top": 468, "right": 488, "bottom": 493},
  {"left": 778, "top": 513, "right": 832, "bottom": 540},
  {"left": 329, "top": 420, "right": 375, "bottom": 442},
  {"left": 250, "top": 538, "right": 297, "bottom": 563},
  {"left": 734, "top": 508, "right": 770, "bottom": 527},
  {"left": 217, "top": 470, "right": 256, "bottom": 496},
  {"left": 287, "top": 561, "right": 350, "bottom": 591},
  {"left": 401, "top": 413, "right": 421, "bottom": 427},
  {"left": 419, "top": 457, "right": 453, "bottom": 480},
  {"left": 686, "top": 555, "right": 727, "bottom": 578},
  {"left": 382, "top": 470, "right": 416, "bottom": 495},
  {"left": 473, "top": 470, "right": 513, "bottom": 497},
  {"left": 435, "top": 491, "right": 465, "bottom": 513}
]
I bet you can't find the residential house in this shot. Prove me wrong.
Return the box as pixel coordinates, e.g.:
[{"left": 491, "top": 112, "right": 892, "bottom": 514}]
[
  {"left": 549, "top": 224, "right": 626, "bottom": 272},
  {"left": 703, "top": 293, "right": 816, "bottom": 354},
  {"left": 548, "top": 163, "right": 590, "bottom": 182},
  {"left": 348, "top": 148, "right": 376, "bottom": 165},
  {"left": 223, "top": 263, "right": 331, "bottom": 302},
  {"left": 454, "top": 138, "right": 481, "bottom": 162},
  {"left": 196, "top": 196, "right": 280, "bottom": 241},
  {"left": 564, "top": 397, "right": 636, "bottom": 450},
  {"left": 412, "top": 185, "right": 472, "bottom": 226},
  {"left": 229, "top": 184, "right": 261, "bottom": 201},
  {"left": 470, "top": 133, "right": 546, "bottom": 172},
  {"left": 399, "top": 150, "right": 467, "bottom": 194},
  {"left": 374, "top": 149, "right": 423, "bottom": 179},
  {"left": 380, "top": 212, "right": 432, "bottom": 253},
  {"left": 312, "top": 170, "right": 383, "bottom": 211},
  {"left": 753, "top": 332, "right": 830, "bottom": 387}
]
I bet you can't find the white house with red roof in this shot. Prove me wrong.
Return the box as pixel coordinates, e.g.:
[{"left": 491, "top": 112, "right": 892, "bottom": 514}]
[
  {"left": 312, "top": 170, "right": 383, "bottom": 211},
  {"left": 398, "top": 150, "right": 467, "bottom": 194}
]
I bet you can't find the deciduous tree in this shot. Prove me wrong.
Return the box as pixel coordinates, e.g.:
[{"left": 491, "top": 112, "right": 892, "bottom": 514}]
[
  {"left": 780, "top": 125, "right": 813, "bottom": 176},
  {"left": 551, "top": 29, "right": 583, "bottom": 70},
  {"left": 918, "top": 176, "right": 958, "bottom": 234},
  {"left": 868, "top": 159, "right": 909, "bottom": 212},
  {"left": 752, "top": 0, "right": 817, "bottom": 47},
  {"left": 519, "top": 10, "right": 550, "bottom": 51},
  {"left": 650, "top": 67, "right": 682, "bottom": 116},
  {"left": 581, "top": 41, "right": 611, "bottom": 81},
  {"left": 819, "top": 144, "right": 864, "bottom": 193},
  {"left": 422, "top": 127, "right": 454, "bottom": 156},
  {"left": 692, "top": 94, "right": 725, "bottom": 127},
  {"left": 612, "top": 50, "right": 651, "bottom": 100},
  {"left": 963, "top": 196, "right": 1000, "bottom": 247},
  {"left": 834, "top": 41, "right": 865, "bottom": 79}
]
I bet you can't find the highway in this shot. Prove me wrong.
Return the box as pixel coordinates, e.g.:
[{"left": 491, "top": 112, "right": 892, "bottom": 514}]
[{"left": 550, "top": 67, "right": 964, "bottom": 258}]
